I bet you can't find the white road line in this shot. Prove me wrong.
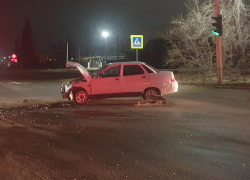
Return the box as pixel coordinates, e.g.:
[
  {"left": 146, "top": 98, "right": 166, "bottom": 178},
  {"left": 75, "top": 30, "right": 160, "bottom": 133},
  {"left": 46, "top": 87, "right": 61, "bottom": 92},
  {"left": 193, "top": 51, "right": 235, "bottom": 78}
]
[{"left": 11, "top": 82, "right": 21, "bottom": 85}]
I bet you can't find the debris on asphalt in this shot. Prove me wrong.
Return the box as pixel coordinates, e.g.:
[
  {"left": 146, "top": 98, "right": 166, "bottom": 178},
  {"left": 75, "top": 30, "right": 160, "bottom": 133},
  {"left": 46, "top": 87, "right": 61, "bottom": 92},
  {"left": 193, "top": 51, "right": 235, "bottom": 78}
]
[
  {"left": 0, "top": 101, "right": 77, "bottom": 122},
  {"left": 26, "top": 104, "right": 52, "bottom": 110},
  {"left": 60, "top": 103, "right": 74, "bottom": 107},
  {"left": 137, "top": 96, "right": 167, "bottom": 106}
]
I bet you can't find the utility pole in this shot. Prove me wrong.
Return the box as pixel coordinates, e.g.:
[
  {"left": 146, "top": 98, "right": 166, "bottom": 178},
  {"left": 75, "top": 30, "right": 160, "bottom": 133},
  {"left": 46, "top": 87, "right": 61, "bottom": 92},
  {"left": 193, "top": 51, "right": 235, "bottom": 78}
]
[
  {"left": 66, "top": 41, "right": 68, "bottom": 64},
  {"left": 136, "top": 49, "right": 138, "bottom": 62},
  {"left": 79, "top": 46, "right": 80, "bottom": 64},
  {"left": 117, "top": 29, "right": 119, "bottom": 61},
  {"left": 102, "top": 31, "right": 109, "bottom": 61},
  {"left": 215, "top": 0, "right": 223, "bottom": 84},
  {"left": 106, "top": 37, "right": 108, "bottom": 61}
]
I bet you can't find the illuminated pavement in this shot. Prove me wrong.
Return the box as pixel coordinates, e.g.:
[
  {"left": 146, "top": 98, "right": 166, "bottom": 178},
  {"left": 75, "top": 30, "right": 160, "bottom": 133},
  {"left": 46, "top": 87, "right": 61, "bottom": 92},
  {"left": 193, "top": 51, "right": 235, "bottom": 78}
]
[
  {"left": 0, "top": 69, "right": 80, "bottom": 107},
  {"left": 0, "top": 85, "right": 250, "bottom": 180},
  {"left": 0, "top": 80, "right": 67, "bottom": 107}
]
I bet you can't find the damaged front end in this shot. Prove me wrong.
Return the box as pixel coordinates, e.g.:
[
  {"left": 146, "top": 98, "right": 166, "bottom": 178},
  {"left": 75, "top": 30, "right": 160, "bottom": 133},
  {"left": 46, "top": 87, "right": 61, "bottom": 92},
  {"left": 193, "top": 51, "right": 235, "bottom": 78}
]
[
  {"left": 61, "top": 61, "right": 92, "bottom": 102},
  {"left": 61, "top": 82, "right": 73, "bottom": 100},
  {"left": 61, "top": 77, "right": 89, "bottom": 101}
]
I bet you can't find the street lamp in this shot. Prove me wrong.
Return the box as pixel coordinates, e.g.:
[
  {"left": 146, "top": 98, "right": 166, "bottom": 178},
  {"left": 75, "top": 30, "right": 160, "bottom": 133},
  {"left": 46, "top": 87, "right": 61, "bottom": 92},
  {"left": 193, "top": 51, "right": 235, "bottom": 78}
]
[{"left": 102, "top": 31, "right": 109, "bottom": 60}]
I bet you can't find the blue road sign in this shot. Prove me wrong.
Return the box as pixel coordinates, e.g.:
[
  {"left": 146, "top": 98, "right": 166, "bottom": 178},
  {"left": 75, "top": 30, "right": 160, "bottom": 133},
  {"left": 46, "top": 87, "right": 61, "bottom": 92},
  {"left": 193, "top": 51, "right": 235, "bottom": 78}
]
[{"left": 131, "top": 35, "right": 143, "bottom": 49}]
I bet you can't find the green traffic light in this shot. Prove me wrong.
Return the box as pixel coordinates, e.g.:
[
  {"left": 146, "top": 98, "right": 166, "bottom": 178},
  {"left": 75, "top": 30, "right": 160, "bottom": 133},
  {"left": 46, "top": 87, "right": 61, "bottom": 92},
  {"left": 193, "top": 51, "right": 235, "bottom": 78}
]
[{"left": 212, "top": 30, "right": 220, "bottom": 36}]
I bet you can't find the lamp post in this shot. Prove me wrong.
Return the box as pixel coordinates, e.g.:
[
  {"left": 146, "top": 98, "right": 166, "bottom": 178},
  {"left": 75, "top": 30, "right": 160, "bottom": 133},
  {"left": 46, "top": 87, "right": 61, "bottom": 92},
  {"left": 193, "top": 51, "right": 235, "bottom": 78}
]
[{"left": 102, "top": 31, "right": 109, "bottom": 60}]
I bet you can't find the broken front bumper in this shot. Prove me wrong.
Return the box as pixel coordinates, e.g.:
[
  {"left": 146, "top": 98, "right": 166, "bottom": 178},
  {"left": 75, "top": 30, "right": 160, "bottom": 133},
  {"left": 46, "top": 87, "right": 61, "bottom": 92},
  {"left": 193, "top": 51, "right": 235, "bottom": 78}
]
[
  {"left": 61, "top": 90, "right": 73, "bottom": 100},
  {"left": 61, "top": 84, "right": 73, "bottom": 100}
]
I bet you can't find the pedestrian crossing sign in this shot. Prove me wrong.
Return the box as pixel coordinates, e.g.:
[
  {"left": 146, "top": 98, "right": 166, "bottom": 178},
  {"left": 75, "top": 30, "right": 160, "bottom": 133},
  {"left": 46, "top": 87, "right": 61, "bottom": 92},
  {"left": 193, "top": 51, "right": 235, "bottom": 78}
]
[{"left": 131, "top": 35, "right": 143, "bottom": 49}]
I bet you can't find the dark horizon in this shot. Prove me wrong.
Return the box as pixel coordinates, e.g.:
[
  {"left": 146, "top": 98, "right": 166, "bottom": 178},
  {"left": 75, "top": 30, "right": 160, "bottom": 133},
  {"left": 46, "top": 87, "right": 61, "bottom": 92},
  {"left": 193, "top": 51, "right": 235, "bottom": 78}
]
[{"left": 0, "top": 0, "right": 185, "bottom": 56}]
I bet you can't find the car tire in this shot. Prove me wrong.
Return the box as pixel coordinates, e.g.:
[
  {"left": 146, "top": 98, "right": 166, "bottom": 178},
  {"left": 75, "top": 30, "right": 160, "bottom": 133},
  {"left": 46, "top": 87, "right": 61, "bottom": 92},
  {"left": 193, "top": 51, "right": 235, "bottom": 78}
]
[
  {"left": 73, "top": 90, "right": 88, "bottom": 105},
  {"left": 143, "top": 88, "right": 160, "bottom": 100}
]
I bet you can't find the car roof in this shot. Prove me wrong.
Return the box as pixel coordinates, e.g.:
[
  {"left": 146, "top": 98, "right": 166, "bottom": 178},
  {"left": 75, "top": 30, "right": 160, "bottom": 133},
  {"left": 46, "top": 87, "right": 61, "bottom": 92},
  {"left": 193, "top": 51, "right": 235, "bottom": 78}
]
[{"left": 107, "top": 61, "right": 146, "bottom": 66}]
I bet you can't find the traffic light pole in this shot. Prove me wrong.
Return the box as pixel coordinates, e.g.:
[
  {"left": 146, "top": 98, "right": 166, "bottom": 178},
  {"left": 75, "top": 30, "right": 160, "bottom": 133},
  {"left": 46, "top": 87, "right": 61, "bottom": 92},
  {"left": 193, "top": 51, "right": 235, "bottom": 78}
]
[
  {"left": 215, "top": 0, "right": 222, "bottom": 84},
  {"left": 216, "top": 36, "right": 222, "bottom": 84}
]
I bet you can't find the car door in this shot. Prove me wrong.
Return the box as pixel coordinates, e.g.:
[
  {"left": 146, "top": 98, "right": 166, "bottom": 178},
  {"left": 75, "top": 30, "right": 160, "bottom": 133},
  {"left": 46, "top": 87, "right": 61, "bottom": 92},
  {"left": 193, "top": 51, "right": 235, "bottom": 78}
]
[
  {"left": 91, "top": 65, "right": 122, "bottom": 95},
  {"left": 121, "top": 64, "right": 148, "bottom": 93}
]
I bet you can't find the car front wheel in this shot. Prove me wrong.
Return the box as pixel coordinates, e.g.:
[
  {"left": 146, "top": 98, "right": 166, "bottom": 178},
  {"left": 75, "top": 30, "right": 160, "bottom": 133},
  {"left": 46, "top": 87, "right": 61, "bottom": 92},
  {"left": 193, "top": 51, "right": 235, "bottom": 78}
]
[{"left": 73, "top": 90, "right": 88, "bottom": 104}]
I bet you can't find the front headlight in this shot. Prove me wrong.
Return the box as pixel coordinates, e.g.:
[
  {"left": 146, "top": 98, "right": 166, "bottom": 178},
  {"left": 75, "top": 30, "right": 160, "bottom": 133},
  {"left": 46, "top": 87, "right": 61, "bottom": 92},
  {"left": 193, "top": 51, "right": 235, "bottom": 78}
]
[
  {"left": 61, "top": 83, "right": 73, "bottom": 94},
  {"left": 61, "top": 87, "right": 65, "bottom": 94},
  {"left": 61, "top": 83, "right": 67, "bottom": 93}
]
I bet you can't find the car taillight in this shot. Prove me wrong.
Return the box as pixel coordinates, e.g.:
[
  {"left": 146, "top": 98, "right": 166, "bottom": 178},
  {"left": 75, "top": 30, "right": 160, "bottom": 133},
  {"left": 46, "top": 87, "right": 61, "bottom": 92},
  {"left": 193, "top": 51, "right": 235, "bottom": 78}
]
[{"left": 171, "top": 77, "right": 175, "bottom": 82}]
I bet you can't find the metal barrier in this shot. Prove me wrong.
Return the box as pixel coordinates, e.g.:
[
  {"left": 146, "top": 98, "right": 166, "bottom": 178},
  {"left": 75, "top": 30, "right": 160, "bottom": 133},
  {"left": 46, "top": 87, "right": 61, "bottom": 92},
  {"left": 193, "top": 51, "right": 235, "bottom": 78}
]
[{"left": 159, "top": 69, "right": 250, "bottom": 85}]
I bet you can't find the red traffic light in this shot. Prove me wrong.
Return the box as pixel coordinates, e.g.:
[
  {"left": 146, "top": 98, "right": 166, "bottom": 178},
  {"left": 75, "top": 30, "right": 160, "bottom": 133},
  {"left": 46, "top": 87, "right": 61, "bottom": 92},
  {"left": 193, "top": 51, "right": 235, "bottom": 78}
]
[
  {"left": 11, "top": 54, "right": 18, "bottom": 62},
  {"left": 11, "top": 54, "right": 17, "bottom": 59}
]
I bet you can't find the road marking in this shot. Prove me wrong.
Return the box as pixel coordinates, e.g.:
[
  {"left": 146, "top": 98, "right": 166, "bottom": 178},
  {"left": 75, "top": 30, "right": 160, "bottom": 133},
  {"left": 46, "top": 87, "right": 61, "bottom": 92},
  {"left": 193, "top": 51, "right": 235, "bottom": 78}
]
[
  {"left": 11, "top": 82, "right": 21, "bottom": 85},
  {"left": 6, "top": 81, "right": 29, "bottom": 85}
]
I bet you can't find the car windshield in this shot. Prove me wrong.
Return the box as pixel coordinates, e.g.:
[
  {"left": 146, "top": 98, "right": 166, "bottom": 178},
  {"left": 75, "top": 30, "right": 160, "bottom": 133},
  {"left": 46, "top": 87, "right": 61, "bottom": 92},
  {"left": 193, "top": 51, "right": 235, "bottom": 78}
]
[{"left": 90, "top": 65, "right": 108, "bottom": 78}]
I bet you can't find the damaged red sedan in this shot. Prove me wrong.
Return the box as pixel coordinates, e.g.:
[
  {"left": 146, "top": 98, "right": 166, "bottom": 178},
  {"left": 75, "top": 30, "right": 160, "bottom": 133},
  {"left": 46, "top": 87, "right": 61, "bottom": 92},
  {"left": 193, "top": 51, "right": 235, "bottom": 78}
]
[{"left": 61, "top": 61, "right": 178, "bottom": 104}]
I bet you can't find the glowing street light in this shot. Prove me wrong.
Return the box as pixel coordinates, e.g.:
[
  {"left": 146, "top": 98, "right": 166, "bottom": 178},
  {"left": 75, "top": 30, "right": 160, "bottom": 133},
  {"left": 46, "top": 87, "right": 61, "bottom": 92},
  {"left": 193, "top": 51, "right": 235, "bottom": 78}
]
[
  {"left": 102, "top": 31, "right": 109, "bottom": 38},
  {"left": 102, "top": 31, "right": 109, "bottom": 60}
]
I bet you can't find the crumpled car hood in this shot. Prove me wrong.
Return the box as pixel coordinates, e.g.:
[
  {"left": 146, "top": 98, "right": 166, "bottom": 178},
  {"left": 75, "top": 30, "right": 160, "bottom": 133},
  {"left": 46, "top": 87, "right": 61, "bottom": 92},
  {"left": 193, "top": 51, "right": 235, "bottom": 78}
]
[{"left": 66, "top": 61, "right": 91, "bottom": 82}]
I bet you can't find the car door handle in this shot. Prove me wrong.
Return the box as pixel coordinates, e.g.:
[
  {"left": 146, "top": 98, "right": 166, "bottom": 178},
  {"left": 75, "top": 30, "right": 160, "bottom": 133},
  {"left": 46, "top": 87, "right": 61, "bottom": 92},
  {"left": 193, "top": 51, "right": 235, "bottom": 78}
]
[
  {"left": 142, "top": 76, "right": 146, "bottom": 78},
  {"left": 115, "top": 78, "right": 119, "bottom": 80}
]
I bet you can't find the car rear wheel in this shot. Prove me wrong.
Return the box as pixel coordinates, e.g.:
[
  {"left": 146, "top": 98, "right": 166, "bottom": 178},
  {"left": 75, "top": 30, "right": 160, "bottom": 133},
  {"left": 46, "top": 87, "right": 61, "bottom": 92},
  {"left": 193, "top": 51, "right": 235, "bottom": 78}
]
[
  {"left": 143, "top": 88, "right": 160, "bottom": 100},
  {"left": 73, "top": 90, "right": 88, "bottom": 104}
]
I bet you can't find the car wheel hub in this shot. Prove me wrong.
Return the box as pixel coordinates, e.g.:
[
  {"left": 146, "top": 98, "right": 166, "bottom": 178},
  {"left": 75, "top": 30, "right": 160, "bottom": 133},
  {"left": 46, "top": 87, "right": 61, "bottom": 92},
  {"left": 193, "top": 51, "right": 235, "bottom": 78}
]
[
  {"left": 146, "top": 90, "right": 157, "bottom": 97},
  {"left": 76, "top": 92, "right": 87, "bottom": 103}
]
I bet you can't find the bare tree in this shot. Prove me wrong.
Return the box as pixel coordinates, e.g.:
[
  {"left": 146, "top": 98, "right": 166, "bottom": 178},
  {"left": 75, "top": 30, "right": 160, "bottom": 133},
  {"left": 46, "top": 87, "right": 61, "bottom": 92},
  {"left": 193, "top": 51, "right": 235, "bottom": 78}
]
[
  {"left": 222, "top": 0, "right": 250, "bottom": 69},
  {"left": 165, "top": 0, "right": 250, "bottom": 69}
]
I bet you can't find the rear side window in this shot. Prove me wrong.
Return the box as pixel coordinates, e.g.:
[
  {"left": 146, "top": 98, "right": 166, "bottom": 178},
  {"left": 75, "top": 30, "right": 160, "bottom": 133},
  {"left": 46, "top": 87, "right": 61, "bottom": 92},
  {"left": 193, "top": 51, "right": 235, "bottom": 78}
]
[{"left": 123, "top": 65, "right": 144, "bottom": 76}]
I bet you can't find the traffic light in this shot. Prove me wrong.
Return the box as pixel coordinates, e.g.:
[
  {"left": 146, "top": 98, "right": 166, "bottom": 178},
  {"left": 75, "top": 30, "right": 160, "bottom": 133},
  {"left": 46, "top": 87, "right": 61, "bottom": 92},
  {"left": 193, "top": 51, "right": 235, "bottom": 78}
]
[{"left": 212, "top": 15, "right": 222, "bottom": 36}]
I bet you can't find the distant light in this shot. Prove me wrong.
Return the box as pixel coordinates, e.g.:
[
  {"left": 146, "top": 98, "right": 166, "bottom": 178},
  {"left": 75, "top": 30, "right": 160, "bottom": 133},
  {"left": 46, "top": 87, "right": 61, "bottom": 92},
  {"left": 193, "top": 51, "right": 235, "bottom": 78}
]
[
  {"left": 4, "top": 57, "right": 6, "bottom": 59},
  {"left": 102, "top": 31, "right": 109, "bottom": 38},
  {"left": 11, "top": 59, "right": 17, "bottom": 62},
  {"left": 11, "top": 54, "right": 18, "bottom": 62},
  {"left": 11, "top": 54, "right": 17, "bottom": 59}
]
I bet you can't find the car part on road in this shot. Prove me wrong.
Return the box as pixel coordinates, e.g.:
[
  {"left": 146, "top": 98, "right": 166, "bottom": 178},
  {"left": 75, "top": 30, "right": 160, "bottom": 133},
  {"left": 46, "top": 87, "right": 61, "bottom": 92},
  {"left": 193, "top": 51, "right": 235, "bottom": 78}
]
[{"left": 137, "top": 96, "right": 166, "bottom": 106}]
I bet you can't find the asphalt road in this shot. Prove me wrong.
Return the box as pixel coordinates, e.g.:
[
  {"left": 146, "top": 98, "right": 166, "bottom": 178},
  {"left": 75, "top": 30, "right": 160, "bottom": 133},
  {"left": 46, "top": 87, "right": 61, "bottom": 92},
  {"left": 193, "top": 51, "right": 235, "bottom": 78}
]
[
  {"left": 0, "top": 83, "right": 250, "bottom": 179},
  {"left": 0, "top": 69, "right": 250, "bottom": 179},
  {"left": 0, "top": 69, "right": 81, "bottom": 107}
]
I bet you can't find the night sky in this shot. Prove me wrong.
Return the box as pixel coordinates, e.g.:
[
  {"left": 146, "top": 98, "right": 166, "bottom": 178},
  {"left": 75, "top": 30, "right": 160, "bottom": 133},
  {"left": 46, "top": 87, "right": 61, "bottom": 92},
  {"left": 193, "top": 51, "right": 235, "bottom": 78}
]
[{"left": 0, "top": 0, "right": 185, "bottom": 56}]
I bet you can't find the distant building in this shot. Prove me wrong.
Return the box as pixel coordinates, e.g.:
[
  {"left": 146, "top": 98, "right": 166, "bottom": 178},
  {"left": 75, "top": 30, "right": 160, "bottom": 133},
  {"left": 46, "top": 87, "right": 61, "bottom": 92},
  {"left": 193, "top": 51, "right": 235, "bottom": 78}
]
[{"left": 76, "top": 55, "right": 128, "bottom": 69}]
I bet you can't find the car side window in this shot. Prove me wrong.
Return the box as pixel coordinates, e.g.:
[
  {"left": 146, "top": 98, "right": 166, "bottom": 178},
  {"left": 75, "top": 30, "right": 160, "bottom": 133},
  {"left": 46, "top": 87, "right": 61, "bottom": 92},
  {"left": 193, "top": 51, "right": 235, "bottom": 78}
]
[
  {"left": 123, "top": 65, "right": 144, "bottom": 76},
  {"left": 100, "top": 65, "right": 121, "bottom": 78}
]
